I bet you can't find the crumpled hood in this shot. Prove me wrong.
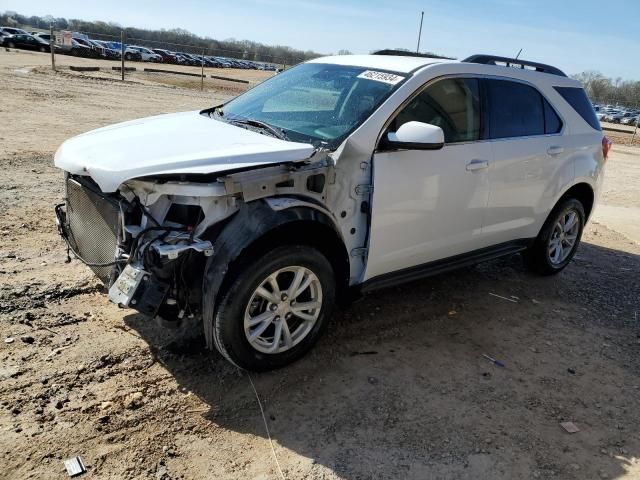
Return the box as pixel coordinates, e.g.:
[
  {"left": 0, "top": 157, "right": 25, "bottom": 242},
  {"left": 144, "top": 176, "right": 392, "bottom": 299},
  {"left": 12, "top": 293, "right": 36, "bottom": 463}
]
[{"left": 54, "top": 110, "right": 315, "bottom": 192}]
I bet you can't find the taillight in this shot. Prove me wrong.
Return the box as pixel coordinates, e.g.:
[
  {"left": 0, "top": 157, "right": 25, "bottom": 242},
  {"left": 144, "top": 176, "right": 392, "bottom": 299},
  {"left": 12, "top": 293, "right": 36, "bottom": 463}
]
[{"left": 602, "top": 136, "right": 612, "bottom": 163}]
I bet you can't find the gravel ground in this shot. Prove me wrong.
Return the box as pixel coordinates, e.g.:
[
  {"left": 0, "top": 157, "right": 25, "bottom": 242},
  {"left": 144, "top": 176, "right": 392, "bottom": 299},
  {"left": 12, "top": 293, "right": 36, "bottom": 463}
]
[{"left": 0, "top": 49, "right": 639, "bottom": 480}]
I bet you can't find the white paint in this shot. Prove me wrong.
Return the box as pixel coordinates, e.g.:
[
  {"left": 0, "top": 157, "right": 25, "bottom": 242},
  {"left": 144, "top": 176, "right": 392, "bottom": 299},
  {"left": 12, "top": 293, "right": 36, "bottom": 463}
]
[
  {"left": 308, "top": 54, "right": 453, "bottom": 74},
  {"left": 54, "top": 111, "right": 315, "bottom": 192},
  {"left": 54, "top": 54, "right": 605, "bottom": 286},
  {"left": 387, "top": 121, "right": 444, "bottom": 145},
  {"left": 360, "top": 60, "right": 603, "bottom": 281}
]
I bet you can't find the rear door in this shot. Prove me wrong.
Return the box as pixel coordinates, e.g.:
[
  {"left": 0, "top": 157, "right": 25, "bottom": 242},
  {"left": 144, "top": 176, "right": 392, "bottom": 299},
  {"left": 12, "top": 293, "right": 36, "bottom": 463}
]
[
  {"left": 481, "top": 78, "right": 568, "bottom": 245},
  {"left": 364, "top": 77, "right": 493, "bottom": 281}
]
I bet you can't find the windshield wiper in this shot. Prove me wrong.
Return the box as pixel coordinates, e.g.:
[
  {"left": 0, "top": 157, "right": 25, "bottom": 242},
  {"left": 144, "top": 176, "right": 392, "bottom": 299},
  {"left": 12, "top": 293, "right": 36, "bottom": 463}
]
[{"left": 226, "top": 118, "right": 288, "bottom": 141}]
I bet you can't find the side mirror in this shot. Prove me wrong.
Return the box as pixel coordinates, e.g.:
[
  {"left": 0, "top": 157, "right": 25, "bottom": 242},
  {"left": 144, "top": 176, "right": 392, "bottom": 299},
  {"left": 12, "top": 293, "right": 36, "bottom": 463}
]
[{"left": 383, "top": 121, "right": 445, "bottom": 150}]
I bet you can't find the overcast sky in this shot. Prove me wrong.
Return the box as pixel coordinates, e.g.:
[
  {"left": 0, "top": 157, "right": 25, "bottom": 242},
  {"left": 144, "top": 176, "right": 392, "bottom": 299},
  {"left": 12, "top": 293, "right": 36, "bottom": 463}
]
[{"left": 3, "top": 0, "right": 640, "bottom": 79}]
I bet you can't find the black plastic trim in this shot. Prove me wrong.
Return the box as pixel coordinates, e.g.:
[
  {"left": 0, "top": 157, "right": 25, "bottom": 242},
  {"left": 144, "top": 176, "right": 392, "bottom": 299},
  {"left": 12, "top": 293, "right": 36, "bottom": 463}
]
[
  {"left": 378, "top": 138, "right": 445, "bottom": 152},
  {"left": 361, "top": 239, "right": 533, "bottom": 293},
  {"left": 463, "top": 54, "right": 567, "bottom": 77},
  {"left": 202, "top": 199, "right": 347, "bottom": 348}
]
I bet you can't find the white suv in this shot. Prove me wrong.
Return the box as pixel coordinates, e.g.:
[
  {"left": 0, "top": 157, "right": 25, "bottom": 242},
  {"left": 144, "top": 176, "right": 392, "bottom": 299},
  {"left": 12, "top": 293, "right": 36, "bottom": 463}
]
[{"left": 54, "top": 53, "right": 608, "bottom": 371}]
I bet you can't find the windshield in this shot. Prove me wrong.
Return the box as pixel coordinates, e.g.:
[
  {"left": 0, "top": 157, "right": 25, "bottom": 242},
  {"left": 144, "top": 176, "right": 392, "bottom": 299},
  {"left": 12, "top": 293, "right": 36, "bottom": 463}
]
[{"left": 219, "top": 63, "right": 406, "bottom": 148}]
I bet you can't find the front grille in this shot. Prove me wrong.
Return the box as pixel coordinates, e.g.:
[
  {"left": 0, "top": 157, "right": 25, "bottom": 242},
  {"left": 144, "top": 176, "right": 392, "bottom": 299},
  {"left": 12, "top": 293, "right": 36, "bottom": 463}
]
[{"left": 65, "top": 176, "right": 121, "bottom": 284}]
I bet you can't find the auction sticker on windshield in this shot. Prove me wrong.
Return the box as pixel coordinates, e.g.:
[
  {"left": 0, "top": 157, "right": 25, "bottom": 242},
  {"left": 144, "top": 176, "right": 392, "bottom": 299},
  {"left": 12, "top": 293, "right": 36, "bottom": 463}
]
[{"left": 357, "top": 70, "right": 405, "bottom": 85}]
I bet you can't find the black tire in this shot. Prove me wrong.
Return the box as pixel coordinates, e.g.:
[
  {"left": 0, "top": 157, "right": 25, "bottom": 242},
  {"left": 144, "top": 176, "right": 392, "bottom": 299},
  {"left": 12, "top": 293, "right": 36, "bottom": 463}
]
[
  {"left": 523, "top": 198, "right": 585, "bottom": 275},
  {"left": 39, "top": 46, "right": 46, "bottom": 53},
  {"left": 212, "top": 245, "right": 335, "bottom": 371},
  {"left": 7, "top": 42, "right": 15, "bottom": 49},
  {"left": 125, "top": 52, "right": 132, "bottom": 61}
]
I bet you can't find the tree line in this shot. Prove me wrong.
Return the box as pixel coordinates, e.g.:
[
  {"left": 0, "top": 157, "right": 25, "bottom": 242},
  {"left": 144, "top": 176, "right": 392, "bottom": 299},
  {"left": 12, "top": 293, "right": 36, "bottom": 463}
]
[
  {"left": 572, "top": 71, "right": 640, "bottom": 108},
  {"left": 0, "top": 10, "right": 324, "bottom": 65}
]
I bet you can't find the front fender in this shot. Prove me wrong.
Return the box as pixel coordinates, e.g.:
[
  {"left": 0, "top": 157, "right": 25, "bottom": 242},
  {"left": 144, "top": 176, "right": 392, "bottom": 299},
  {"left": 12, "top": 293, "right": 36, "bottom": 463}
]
[{"left": 202, "top": 198, "right": 346, "bottom": 348}]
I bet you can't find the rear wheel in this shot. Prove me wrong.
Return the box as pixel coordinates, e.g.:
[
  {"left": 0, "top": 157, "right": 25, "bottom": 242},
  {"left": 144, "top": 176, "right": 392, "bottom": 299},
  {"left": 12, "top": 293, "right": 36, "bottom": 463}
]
[
  {"left": 7, "top": 41, "right": 15, "bottom": 48},
  {"left": 523, "top": 198, "right": 585, "bottom": 275},
  {"left": 39, "top": 46, "right": 46, "bottom": 53},
  {"left": 211, "top": 245, "right": 335, "bottom": 371}
]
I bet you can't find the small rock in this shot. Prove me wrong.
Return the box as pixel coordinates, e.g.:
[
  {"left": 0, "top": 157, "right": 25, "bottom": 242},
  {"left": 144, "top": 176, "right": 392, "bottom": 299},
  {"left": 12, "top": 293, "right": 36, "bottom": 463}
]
[
  {"left": 567, "top": 368, "right": 576, "bottom": 375},
  {"left": 5, "top": 337, "right": 15, "bottom": 344},
  {"left": 124, "top": 392, "right": 144, "bottom": 410},
  {"left": 367, "top": 377, "right": 379, "bottom": 385},
  {"left": 20, "top": 335, "right": 35, "bottom": 344}
]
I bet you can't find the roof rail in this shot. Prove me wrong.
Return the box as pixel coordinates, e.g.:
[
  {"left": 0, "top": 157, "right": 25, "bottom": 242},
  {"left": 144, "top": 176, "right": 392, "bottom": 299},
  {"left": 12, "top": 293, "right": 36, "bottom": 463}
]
[
  {"left": 462, "top": 54, "right": 567, "bottom": 77},
  {"left": 373, "top": 49, "right": 455, "bottom": 60}
]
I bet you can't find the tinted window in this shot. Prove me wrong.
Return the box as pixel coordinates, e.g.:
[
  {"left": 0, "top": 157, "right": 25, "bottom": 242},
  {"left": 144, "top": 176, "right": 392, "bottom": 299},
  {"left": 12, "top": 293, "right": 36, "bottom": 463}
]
[
  {"left": 392, "top": 78, "right": 481, "bottom": 143},
  {"left": 554, "top": 86, "right": 601, "bottom": 131},
  {"left": 487, "top": 79, "right": 545, "bottom": 138},
  {"left": 543, "top": 99, "right": 562, "bottom": 134}
]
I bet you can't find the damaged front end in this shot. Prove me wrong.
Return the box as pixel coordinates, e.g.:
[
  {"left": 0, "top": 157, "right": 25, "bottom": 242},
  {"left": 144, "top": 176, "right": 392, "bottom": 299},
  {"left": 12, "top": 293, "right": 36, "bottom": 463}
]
[
  {"left": 55, "top": 152, "right": 336, "bottom": 326},
  {"left": 55, "top": 172, "right": 230, "bottom": 323}
]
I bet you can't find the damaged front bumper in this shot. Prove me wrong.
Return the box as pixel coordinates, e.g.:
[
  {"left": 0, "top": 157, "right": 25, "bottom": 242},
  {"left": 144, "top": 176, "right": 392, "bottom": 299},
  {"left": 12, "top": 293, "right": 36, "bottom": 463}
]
[{"left": 55, "top": 174, "right": 215, "bottom": 320}]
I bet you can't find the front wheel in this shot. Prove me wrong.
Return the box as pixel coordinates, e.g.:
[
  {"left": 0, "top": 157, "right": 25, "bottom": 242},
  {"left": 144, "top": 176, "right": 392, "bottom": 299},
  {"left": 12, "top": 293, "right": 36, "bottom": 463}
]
[
  {"left": 523, "top": 198, "right": 585, "bottom": 275},
  {"left": 211, "top": 245, "right": 335, "bottom": 371}
]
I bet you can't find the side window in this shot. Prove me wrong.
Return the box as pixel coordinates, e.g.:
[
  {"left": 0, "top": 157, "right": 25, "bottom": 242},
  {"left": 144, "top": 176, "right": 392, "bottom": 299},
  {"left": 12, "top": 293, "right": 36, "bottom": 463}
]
[
  {"left": 391, "top": 78, "right": 481, "bottom": 143},
  {"left": 543, "top": 99, "right": 562, "bottom": 134},
  {"left": 487, "top": 79, "right": 546, "bottom": 138},
  {"left": 553, "top": 86, "right": 601, "bottom": 131}
]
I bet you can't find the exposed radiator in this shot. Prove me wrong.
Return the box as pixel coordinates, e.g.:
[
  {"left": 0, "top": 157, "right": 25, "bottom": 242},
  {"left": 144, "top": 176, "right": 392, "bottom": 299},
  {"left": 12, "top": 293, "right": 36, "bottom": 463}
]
[{"left": 65, "top": 176, "right": 122, "bottom": 284}]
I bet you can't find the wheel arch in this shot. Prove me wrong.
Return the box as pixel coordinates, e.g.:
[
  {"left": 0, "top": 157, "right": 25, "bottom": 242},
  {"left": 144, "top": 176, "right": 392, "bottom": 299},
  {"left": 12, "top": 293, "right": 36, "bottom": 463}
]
[
  {"left": 201, "top": 198, "right": 349, "bottom": 349},
  {"left": 556, "top": 181, "right": 595, "bottom": 221}
]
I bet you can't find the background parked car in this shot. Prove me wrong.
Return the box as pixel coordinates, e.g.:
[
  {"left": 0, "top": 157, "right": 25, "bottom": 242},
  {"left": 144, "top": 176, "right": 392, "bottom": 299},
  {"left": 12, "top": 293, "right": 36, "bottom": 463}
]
[
  {"left": 121, "top": 47, "right": 143, "bottom": 61},
  {"left": 607, "top": 111, "right": 633, "bottom": 124},
  {"left": 175, "top": 52, "right": 199, "bottom": 66},
  {"left": 64, "top": 38, "right": 94, "bottom": 57},
  {"left": 92, "top": 40, "right": 122, "bottom": 59},
  {"left": 152, "top": 48, "right": 179, "bottom": 64},
  {"left": 31, "top": 32, "right": 52, "bottom": 44},
  {"left": 0, "top": 26, "right": 29, "bottom": 36},
  {"left": 1, "top": 33, "right": 51, "bottom": 52},
  {"left": 128, "top": 46, "right": 162, "bottom": 62},
  {"left": 621, "top": 115, "right": 639, "bottom": 126},
  {"left": 70, "top": 37, "right": 103, "bottom": 58}
]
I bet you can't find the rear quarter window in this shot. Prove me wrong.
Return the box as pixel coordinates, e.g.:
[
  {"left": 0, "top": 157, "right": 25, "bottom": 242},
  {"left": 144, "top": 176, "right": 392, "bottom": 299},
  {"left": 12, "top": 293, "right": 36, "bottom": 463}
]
[{"left": 553, "top": 86, "right": 601, "bottom": 131}]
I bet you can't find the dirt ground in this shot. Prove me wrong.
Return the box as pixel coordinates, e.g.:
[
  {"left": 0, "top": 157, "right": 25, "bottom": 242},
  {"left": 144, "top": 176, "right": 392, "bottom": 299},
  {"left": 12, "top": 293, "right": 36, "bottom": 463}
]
[{"left": 1, "top": 49, "right": 639, "bottom": 480}]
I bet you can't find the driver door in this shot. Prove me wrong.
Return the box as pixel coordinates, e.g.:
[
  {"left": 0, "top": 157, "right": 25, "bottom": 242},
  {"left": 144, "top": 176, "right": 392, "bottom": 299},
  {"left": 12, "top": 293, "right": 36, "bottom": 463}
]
[{"left": 364, "top": 77, "right": 492, "bottom": 281}]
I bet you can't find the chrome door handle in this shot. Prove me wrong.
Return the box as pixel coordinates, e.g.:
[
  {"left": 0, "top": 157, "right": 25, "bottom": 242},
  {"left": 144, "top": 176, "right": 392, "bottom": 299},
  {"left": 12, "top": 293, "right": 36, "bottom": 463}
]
[
  {"left": 466, "top": 159, "right": 489, "bottom": 171},
  {"left": 547, "top": 146, "right": 564, "bottom": 156}
]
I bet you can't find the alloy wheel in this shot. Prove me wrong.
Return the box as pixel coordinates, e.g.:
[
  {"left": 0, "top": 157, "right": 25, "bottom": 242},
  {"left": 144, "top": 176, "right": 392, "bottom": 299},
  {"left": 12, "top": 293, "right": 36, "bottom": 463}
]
[
  {"left": 548, "top": 209, "right": 580, "bottom": 265},
  {"left": 244, "top": 266, "right": 322, "bottom": 354}
]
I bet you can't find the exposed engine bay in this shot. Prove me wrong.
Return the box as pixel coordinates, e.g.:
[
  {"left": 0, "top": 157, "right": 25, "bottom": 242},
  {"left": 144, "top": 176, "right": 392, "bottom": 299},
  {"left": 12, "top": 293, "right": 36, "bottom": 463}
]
[{"left": 55, "top": 146, "right": 370, "bottom": 335}]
